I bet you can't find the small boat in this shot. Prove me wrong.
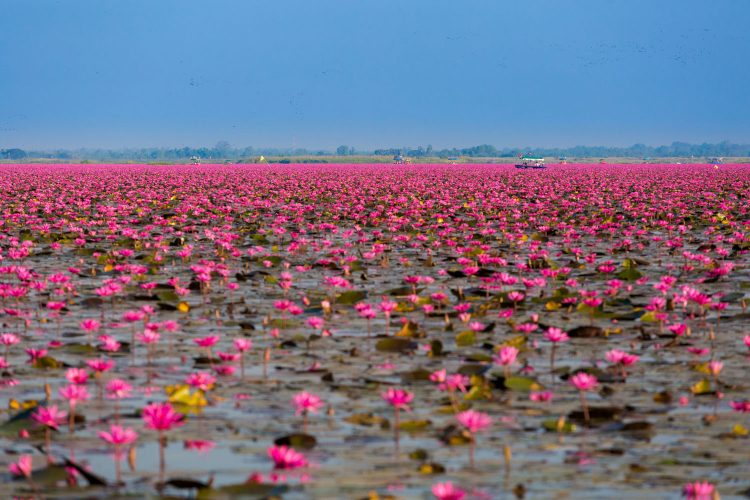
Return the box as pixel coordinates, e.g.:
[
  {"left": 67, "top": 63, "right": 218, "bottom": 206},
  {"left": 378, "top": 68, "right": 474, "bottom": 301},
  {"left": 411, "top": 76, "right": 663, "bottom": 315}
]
[{"left": 514, "top": 156, "right": 545, "bottom": 169}]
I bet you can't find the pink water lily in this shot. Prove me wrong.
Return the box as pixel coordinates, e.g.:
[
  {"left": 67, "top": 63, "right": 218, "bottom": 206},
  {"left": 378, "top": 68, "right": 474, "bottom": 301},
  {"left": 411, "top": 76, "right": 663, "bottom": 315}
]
[
  {"left": 8, "top": 455, "right": 32, "bottom": 479},
  {"left": 268, "top": 445, "right": 308, "bottom": 469},
  {"left": 456, "top": 410, "right": 492, "bottom": 467}
]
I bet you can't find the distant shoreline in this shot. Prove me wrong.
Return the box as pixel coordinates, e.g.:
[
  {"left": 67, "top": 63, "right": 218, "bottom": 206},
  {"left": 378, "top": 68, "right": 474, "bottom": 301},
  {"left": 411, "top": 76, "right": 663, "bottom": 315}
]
[{"left": 1, "top": 157, "right": 748, "bottom": 165}]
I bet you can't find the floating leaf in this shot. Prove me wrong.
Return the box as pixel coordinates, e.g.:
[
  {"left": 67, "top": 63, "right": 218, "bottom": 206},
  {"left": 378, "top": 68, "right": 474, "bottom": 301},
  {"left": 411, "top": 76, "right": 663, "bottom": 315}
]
[
  {"left": 501, "top": 335, "right": 527, "bottom": 349},
  {"left": 464, "top": 353, "right": 492, "bottom": 363},
  {"left": 398, "top": 419, "right": 432, "bottom": 432},
  {"left": 543, "top": 418, "right": 576, "bottom": 433},
  {"left": 344, "top": 413, "right": 390, "bottom": 429},
  {"left": 653, "top": 391, "right": 673, "bottom": 404},
  {"left": 0, "top": 405, "right": 42, "bottom": 436},
  {"left": 8, "top": 399, "right": 39, "bottom": 411},
  {"left": 617, "top": 267, "right": 643, "bottom": 281},
  {"left": 63, "top": 457, "right": 108, "bottom": 486},
  {"left": 33, "top": 356, "right": 65, "bottom": 369},
  {"left": 274, "top": 433, "right": 317, "bottom": 449},
  {"left": 418, "top": 462, "right": 446, "bottom": 474},
  {"left": 691, "top": 378, "right": 713, "bottom": 395},
  {"left": 31, "top": 465, "right": 69, "bottom": 487},
  {"left": 455, "top": 330, "right": 476, "bottom": 347},
  {"left": 336, "top": 290, "right": 367, "bottom": 305},
  {"left": 504, "top": 376, "right": 543, "bottom": 392},
  {"left": 375, "top": 337, "right": 416, "bottom": 353},
  {"left": 568, "top": 406, "right": 624, "bottom": 423},
  {"left": 429, "top": 339, "right": 444, "bottom": 357},
  {"left": 157, "top": 290, "right": 180, "bottom": 302},
  {"left": 437, "top": 425, "right": 472, "bottom": 445},
  {"left": 166, "top": 478, "right": 211, "bottom": 490},
  {"left": 457, "top": 364, "right": 489, "bottom": 376},
  {"left": 567, "top": 326, "right": 605, "bottom": 338},
  {"left": 620, "top": 421, "right": 655, "bottom": 439},
  {"left": 197, "top": 483, "right": 288, "bottom": 499},
  {"left": 385, "top": 286, "right": 420, "bottom": 297},
  {"left": 395, "top": 320, "right": 420, "bottom": 338},
  {"left": 401, "top": 368, "right": 432, "bottom": 382},
  {"left": 639, "top": 311, "right": 658, "bottom": 323},
  {"left": 732, "top": 424, "right": 749, "bottom": 437},
  {"left": 62, "top": 343, "right": 96, "bottom": 355},
  {"left": 464, "top": 376, "right": 492, "bottom": 400},
  {"left": 166, "top": 384, "right": 208, "bottom": 407}
]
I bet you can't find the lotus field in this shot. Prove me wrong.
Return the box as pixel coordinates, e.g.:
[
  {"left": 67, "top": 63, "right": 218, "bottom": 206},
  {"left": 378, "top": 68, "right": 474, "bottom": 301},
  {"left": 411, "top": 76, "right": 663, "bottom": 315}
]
[{"left": 1, "top": 163, "right": 749, "bottom": 499}]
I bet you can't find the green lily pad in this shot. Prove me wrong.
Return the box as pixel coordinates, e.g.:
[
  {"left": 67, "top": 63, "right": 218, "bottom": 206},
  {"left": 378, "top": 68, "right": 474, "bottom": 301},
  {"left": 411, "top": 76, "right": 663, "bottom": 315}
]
[
  {"left": 504, "top": 376, "right": 544, "bottom": 392},
  {"left": 336, "top": 290, "right": 367, "bottom": 305},
  {"left": 456, "top": 330, "right": 476, "bottom": 347},
  {"left": 398, "top": 419, "right": 432, "bottom": 432},
  {"left": 274, "top": 433, "right": 317, "bottom": 450},
  {"left": 376, "top": 337, "right": 416, "bottom": 353}
]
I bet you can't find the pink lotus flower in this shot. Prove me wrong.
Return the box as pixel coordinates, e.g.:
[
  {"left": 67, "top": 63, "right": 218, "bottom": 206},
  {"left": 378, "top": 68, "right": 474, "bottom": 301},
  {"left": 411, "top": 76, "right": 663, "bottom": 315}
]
[
  {"left": 530, "top": 391, "right": 553, "bottom": 402},
  {"left": 65, "top": 367, "right": 89, "bottom": 385},
  {"left": 32, "top": 405, "right": 67, "bottom": 430},
  {"left": 268, "top": 445, "right": 307, "bottom": 469},
  {"left": 570, "top": 372, "right": 598, "bottom": 427},
  {"left": 432, "top": 481, "right": 466, "bottom": 500},
  {"left": 59, "top": 384, "right": 90, "bottom": 407},
  {"left": 668, "top": 323, "right": 689, "bottom": 336},
  {"left": 378, "top": 299, "right": 397, "bottom": 314},
  {"left": 707, "top": 360, "right": 723, "bottom": 376},
  {"left": 456, "top": 409, "right": 492, "bottom": 433},
  {"left": 86, "top": 358, "right": 114, "bottom": 373},
  {"left": 122, "top": 310, "right": 145, "bottom": 322},
  {"left": 184, "top": 440, "right": 216, "bottom": 453},
  {"left": 493, "top": 346, "right": 518, "bottom": 367},
  {"left": 569, "top": 372, "right": 598, "bottom": 391},
  {"left": 142, "top": 402, "right": 185, "bottom": 431},
  {"left": 605, "top": 350, "right": 639, "bottom": 366},
  {"left": 305, "top": 316, "right": 324, "bottom": 329},
  {"left": 682, "top": 481, "right": 715, "bottom": 499},
  {"left": 193, "top": 335, "right": 220, "bottom": 348},
  {"left": 106, "top": 379, "right": 132, "bottom": 399},
  {"left": 729, "top": 400, "right": 750, "bottom": 413},
  {"left": 8, "top": 454, "right": 32, "bottom": 479},
  {"left": 430, "top": 369, "right": 447, "bottom": 383},
  {"left": 381, "top": 388, "right": 413, "bottom": 409},
  {"left": 98, "top": 335, "right": 121, "bottom": 352},
  {"left": 292, "top": 391, "right": 324, "bottom": 415},
  {"left": 137, "top": 329, "right": 160, "bottom": 344},
  {"left": 25, "top": 348, "right": 48, "bottom": 363},
  {"left": 98, "top": 425, "right": 138, "bottom": 446},
  {"left": 544, "top": 327, "right": 569, "bottom": 343},
  {"left": 186, "top": 372, "right": 216, "bottom": 391},
  {"left": 0, "top": 333, "right": 20, "bottom": 346},
  {"left": 233, "top": 338, "right": 252, "bottom": 352},
  {"left": 79, "top": 319, "right": 100, "bottom": 332}
]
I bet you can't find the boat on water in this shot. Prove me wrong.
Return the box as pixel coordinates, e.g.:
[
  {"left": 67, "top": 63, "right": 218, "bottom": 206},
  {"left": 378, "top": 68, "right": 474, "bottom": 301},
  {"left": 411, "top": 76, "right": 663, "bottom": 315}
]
[{"left": 514, "top": 156, "right": 546, "bottom": 169}]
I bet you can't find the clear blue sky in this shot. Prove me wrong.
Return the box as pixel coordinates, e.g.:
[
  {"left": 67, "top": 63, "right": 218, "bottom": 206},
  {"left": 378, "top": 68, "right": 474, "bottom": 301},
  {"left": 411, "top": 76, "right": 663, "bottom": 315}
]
[{"left": 1, "top": 0, "right": 748, "bottom": 150}]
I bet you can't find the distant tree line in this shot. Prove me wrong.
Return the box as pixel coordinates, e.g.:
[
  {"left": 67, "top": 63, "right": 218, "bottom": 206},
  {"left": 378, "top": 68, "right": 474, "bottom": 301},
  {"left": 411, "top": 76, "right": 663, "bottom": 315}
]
[
  {"left": 0, "top": 148, "right": 27, "bottom": 160},
  {"left": 2, "top": 141, "right": 748, "bottom": 161},
  {"left": 375, "top": 142, "right": 750, "bottom": 159}
]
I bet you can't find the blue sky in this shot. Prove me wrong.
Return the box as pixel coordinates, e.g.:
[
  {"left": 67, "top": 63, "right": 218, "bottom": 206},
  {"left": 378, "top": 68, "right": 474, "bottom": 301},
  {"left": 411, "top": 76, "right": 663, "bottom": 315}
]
[{"left": 1, "top": 0, "right": 748, "bottom": 150}]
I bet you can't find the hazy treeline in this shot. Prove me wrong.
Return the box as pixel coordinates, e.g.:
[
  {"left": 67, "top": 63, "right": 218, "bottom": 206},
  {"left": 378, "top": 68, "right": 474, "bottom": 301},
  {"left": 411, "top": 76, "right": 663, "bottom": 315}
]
[{"left": 2, "top": 140, "right": 748, "bottom": 161}]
